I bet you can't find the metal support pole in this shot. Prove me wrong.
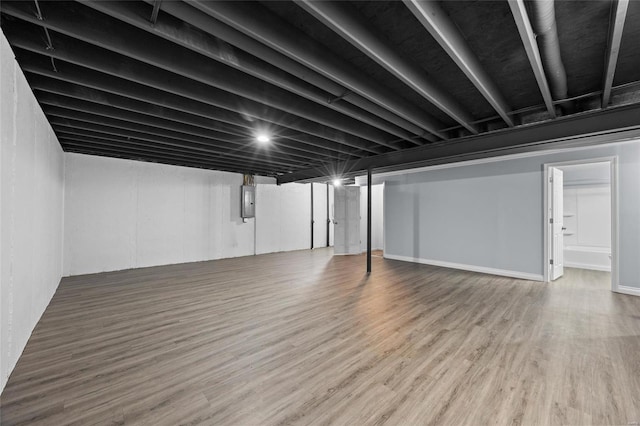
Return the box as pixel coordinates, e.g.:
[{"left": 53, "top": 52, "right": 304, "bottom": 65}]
[
  {"left": 310, "top": 183, "right": 314, "bottom": 249},
  {"left": 326, "top": 183, "right": 330, "bottom": 247},
  {"left": 367, "top": 168, "right": 372, "bottom": 273}
]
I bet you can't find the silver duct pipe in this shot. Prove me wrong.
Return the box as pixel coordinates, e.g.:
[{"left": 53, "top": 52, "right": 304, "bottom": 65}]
[{"left": 528, "top": 0, "right": 568, "bottom": 101}]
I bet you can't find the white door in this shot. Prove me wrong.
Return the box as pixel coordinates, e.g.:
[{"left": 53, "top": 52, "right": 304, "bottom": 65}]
[
  {"left": 333, "top": 186, "right": 361, "bottom": 255},
  {"left": 550, "top": 167, "right": 564, "bottom": 280}
]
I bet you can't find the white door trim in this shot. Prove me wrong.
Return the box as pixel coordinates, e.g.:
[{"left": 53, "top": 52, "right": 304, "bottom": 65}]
[{"left": 542, "top": 156, "right": 619, "bottom": 293}]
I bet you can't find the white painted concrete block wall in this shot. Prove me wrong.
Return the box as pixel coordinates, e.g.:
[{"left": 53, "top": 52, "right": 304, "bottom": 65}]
[
  {"left": 1, "top": 33, "right": 65, "bottom": 391},
  {"left": 63, "top": 153, "right": 322, "bottom": 274},
  {"left": 255, "top": 182, "right": 311, "bottom": 254},
  {"left": 312, "top": 183, "right": 329, "bottom": 248},
  {"left": 63, "top": 153, "right": 273, "bottom": 276}
]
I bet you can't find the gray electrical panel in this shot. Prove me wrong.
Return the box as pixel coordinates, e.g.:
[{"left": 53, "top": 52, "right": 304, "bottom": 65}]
[{"left": 241, "top": 185, "right": 255, "bottom": 218}]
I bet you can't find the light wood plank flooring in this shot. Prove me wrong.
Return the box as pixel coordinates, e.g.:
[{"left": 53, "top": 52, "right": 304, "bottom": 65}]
[{"left": 1, "top": 248, "right": 639, "bottom": 425}]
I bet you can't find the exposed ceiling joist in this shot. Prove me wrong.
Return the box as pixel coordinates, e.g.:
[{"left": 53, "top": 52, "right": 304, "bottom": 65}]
[
  {"left": 189, "top": 0, "right": 447, "bottom": 139},
  {"left": 602, "top": 0, "right": 630, "bottom": 107},
  {"left": 23, "top": 66, "right": 362, "bottom": 158},
  {"left": 508, "top": 0, "right": 557, "bottom": 118},
  {"left": 1, "top": 1, "right": 395, "bottom": 152},
  {"left": 58, "top": 135, "right": 282, "bottom": 175},
  {"left": 37, "top": 90, "right": 254, "bottom": 141},
  {"left": 297, "top": 0, "right": 479, "bottom": 134},
  {"left": 48, "top": 117, "right": 313, "bottom": 169},
  {"left": 82, "top": 0, "right": 423, "bottom": 146},
  {"left": 36, "top": 94, "right": 350, "bottom": 161},
  {"left": 45, "top": 109, "right": 332, "bottom": 168},
  {"left": 9, "top": 37, "right": 379, "bottom": 156},
  {"left": 1, "top": 0, "right": 638, "bottom": 180},
  {"left": 278, "top": 103, "right": 640, "bottom": 184},
  {"left": 145, "top": 0, "right": 433, "bottom": 144},
  {"left": 63, "top": 143, "right": 278, "bottom": 175},
  {"left": 404, "top": 0, "right": 514, "bottom": 127}
]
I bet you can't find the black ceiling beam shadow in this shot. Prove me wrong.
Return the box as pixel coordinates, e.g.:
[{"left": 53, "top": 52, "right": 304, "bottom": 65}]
[
  {"left": 58, "top": 136, "right": 281, "bottom": 176},
  {"left": 41, "top": 103, "right": 340, "bottom": 163},
  {"left": 7, "top": 36, "right": 379, "bottom": 158},
  {"left": 21, "top": 66, "right": 363, "bottom": 159},
  {"left": 35, "top": 92, "right": 351, "bottom": 162},
  {"left": 1, "top": 1, "right": 397, "bottom": 152},
  {"left": 82, "top": 0, "right": 423, "bottom": 146},
  {"left": 278, "top": 102, "right": 640, "bottom": 183},
  {"left": 47, "top": 117, "right": 312, "bottom": 169}
]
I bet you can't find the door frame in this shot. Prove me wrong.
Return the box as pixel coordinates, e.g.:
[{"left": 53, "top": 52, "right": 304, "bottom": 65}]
[
  {"left": 333, "top": 185, "right": 361, "bottom": 255},
  {"left": 542, "top": 156, "right": 618, "bottom": 292}
]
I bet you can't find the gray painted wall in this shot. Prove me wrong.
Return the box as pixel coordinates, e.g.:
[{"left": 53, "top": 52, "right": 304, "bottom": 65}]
[
  {"left": 384, "top": 141, "right": 640, "bottom": 288},
  {"left": 560, "top": 162, "right": 610, "bottom": 186}
]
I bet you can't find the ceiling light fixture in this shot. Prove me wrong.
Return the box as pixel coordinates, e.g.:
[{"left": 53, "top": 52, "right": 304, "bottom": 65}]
[
  {"left": 333, "top": 179, "right": 341, "bottom": 187},
  {"left": 256, "top": 134, "right": 270, "bottom": 144}
]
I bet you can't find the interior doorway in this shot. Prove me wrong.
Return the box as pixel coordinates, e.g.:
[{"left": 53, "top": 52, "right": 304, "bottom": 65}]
[
  {"left": 543, "top": 158, "right": 618, "bottom": 291},
  {"left": 333, "top": 186, "right": 361, "bottom": 255}
]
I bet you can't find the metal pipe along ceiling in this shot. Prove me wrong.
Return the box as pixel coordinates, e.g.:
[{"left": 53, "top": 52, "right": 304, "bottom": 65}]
[{"left": 528, "top": 0, "right": 568, "bottom": 101}]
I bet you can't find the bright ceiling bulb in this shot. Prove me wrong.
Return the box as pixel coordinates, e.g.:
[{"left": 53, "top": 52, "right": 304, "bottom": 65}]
[
  {"left": 333, "top": 179, "right": 341, "bottom": 187},
  {"left": 256, "top": 134, "right": 270, "bottom": 144}
]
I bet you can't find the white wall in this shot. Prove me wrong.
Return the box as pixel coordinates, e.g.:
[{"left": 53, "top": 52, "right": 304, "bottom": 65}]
[
  {"left": 312, "top": 183, "right": 329, "bottom": 248},
  {"left": 64, "top": 154, "right": 328, "bottom": 274},
  {"left": 561, "top": 161, "right": 610, "bottom": 185},
  {"left": 1, "top": 32, "right": 65, "bottom": 392},
  {"left": 255, "top": 183, "right": 311, "bottom": 254},
  {"left": 383, "top": 141, "right": 640, "bottom": 288},
  {"left": 360, "top": 184, "right": 384, "bottom": 252},
  {"left": 64, "top": 153, "right": 276, "bottom": 275},
  {"left": 562, "top": 167, "right": 611, "bottom": 271},
  {"left": 329, "top": 184, "right": 335, "bottom": 247}
]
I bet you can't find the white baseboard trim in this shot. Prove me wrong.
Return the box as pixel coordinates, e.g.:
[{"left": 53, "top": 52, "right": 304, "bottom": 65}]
[
  {"left": 384, "top": 254, "right": 544, "bottom": 281},
  {"left": 615, "top": 285, "right": 640, "bottom": 297},
  {"left": 564, "top": 262, "right": 611, "bottom": 272}
]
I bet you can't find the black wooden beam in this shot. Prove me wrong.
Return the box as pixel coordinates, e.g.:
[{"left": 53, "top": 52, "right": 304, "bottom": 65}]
[
  {"left": 42, "top": 105, "right": 333, "bottom": 165},
  {"left": 277, "top": 103, "right": 640, "bottom": 183},
  {"left": 59, "top": 136, "right": 279, "bottom": 175},
  {"left": 82, "top": 0, "right": 421, "bottom": 145},
  {"left": 47, "top": 117, "right": 312, "bottom": 169},
  {"left": 34, "top": 89, "right": 353, "bottom": 161},
  {"left": 64, "top": 145, "right": 276, "bottom": 176},
  {"left": 21, "top": 67, "right": 363, "bottom": 158},
  {"left": 1, "top": 2, "right": 395, "bottom": 151}
]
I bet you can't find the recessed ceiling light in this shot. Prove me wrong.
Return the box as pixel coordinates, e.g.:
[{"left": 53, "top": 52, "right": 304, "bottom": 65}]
[
  {"left": 333, "top": 179, "right": 341, "bottom": 187},
  {"left": 256, "top": 134, "right": 270, "bottom": 144}
]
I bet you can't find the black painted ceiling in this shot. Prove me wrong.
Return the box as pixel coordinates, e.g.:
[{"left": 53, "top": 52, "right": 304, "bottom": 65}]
[{"left": 1, "top": 1, "right": 639, "bottom": 182}]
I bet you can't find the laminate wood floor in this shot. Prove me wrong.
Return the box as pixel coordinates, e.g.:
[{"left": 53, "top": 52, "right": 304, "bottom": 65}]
[{"left": 2, "top": 248, "right": 639, "bottom": 425}]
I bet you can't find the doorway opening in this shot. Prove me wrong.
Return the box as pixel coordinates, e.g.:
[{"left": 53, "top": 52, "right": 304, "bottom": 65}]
[
  {"left": 543, "top": 157, "right": 618, "bottom": 291},
  {"left": 331, "top": 183, "right": 385, "bottom": 257}
]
